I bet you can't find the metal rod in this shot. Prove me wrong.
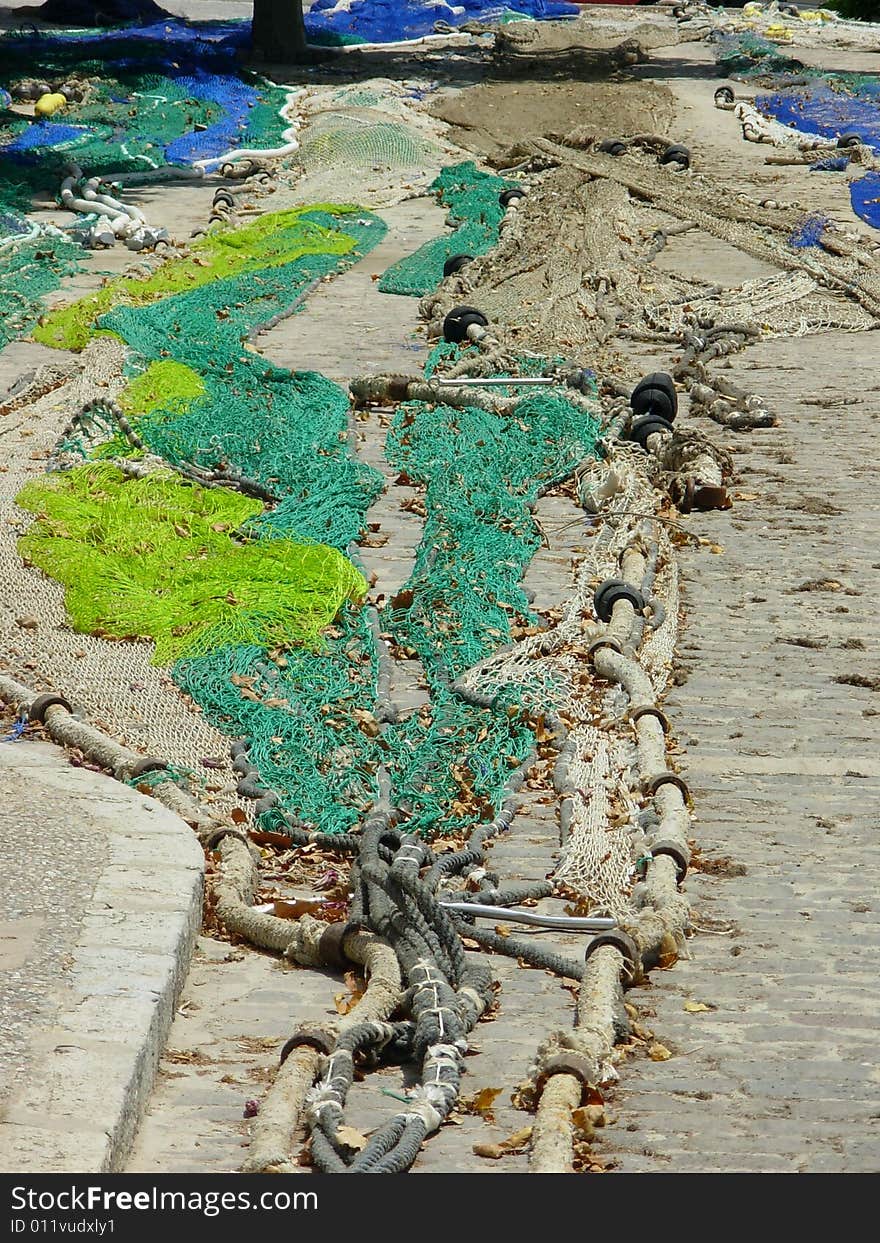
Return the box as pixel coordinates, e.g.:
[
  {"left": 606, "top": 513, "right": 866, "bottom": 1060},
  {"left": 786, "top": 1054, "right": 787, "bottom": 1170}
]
[
  {"left": 441, "top": 902, "right": 616, "bottom": 932},
  {"left": 434, "top": 376, "right": 557, "bottom": 388}
]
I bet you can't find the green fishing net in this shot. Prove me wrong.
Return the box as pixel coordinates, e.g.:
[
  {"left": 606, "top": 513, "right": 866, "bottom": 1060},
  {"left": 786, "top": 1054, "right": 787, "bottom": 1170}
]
[
  {"left": 378, "top": 161, "right": 518, "bottom": 297},
  {"left": 18, "top": 169, "right": 602, "bottom": 838}
]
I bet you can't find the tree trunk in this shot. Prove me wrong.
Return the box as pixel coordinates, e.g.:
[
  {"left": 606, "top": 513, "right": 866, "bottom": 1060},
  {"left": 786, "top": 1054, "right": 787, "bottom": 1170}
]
[{"left": 251, "top": 0, "right": 309, "bottom": 64}]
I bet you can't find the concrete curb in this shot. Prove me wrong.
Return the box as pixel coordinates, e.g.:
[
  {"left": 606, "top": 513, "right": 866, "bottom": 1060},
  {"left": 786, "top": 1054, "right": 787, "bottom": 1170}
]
[{"left": 0, "top": 741, "right": 204, "bottom": 1172}]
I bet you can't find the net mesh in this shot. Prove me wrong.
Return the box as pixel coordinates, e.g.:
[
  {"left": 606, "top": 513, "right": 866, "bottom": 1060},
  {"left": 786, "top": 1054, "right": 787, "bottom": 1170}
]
[
  {"left": 712, "top": 21, "right": 880, "bottom": 229},
  {"left": 0, "top": 224, "right": 83, "bottom": 351},
  {"left": 379, "top": 161, "right": 516, "bottom": 297},
  {"left": 288, "top": 81, "right": 452, "bottom": 207},
  {"left": 17, "top": 464, "right": 366, "bottom": 665},
  {"left": 305, "top": 0, "right": 579, "bottom": 46}
]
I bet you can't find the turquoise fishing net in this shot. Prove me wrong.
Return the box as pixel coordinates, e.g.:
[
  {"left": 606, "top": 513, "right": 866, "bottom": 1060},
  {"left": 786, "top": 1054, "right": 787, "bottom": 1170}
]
[{"left": 378, "top": 161, "right": 518, "bottom": 297}]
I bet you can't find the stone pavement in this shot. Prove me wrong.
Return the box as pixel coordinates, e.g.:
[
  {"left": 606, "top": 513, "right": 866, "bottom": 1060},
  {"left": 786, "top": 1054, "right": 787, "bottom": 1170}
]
[{"left": 602, "top": 327, "right": 880, "bottom": 1173}]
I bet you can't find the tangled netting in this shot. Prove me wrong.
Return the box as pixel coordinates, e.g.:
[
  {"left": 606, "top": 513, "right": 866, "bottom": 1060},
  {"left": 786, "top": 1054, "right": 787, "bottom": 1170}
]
[
  {"left": 290, "top": 85, "right": 448, "bottom": 206},
  {"left": 714, "top": 31, "right": 880, "bottom": 229},
  {"left": 306, "top": 0, "right": 579, "bottom": 45},
  {"left": 0, "top": 17, "right": 298, "bottom": 357},
  {"left": 379, "top": 161, "right": 516, "bottom": 296},
  {"left": 20, "top": 183, "right": 601, "bottom": 839},
  {"left": 0, "top": 221, "right": 82, "bottom": 350},
  {"left": 17, "top": 465, "right": 365, "bottom": 663},
  {"left": 0, "top": 24, "right": 291, "bottom": 178}
]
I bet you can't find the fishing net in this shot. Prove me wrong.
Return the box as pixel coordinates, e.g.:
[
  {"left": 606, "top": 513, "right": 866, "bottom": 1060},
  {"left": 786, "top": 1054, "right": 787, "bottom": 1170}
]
[
  {"left": 379, "top": 161, "right": 516, "bottom": 297},
  {"left": 0, "top": 19, "right": 295, "bottom": 214},
  {"left": 380, "top": 386, "right": 601, "bottom": 834},
  {"left": 17, "top": 464, "right": 365, "bottom": 663},
  {"left": 0, "top": 223, "right": 82, "bottom": 351},
  {"left": 292, "top": 111, "right": 445, "bottom": 205},
  {"left": 305, "top": 0, "right": 579, "bottom": 46},
  {"left": 2, "top": 208, "right": 388, "bottom": 820},
  {"left": 9, "top": 169, "right": 607, "bottom": 839},
  {"left": 713, "top": 32, "right": 880, "bottom": 229},
  {"left": 708, "top": 2, "right": 880, "bottom": 55},
  {"left": 286, "top": 79, "right": 453, "bottom": 207},
  {"left": 34, "top": 205, "right": 370, "bottom": 352}
]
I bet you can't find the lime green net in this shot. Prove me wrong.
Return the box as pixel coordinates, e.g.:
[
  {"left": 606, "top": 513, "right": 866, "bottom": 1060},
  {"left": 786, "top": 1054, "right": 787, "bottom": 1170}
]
[
  {"left": 378, "top": 161, "right": 517, "bottom": 297},
  {"left": 17, "top": 464, "right": 365, "bottom": 664},
  {"left": 35, "top": 205, "right": 364, "bottom": 353}
]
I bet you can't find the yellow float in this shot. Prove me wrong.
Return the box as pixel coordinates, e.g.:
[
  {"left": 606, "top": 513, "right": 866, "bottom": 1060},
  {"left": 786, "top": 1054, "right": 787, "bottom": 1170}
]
[{"left": 34, "top": 92, "right": 67, "bottom": 118}]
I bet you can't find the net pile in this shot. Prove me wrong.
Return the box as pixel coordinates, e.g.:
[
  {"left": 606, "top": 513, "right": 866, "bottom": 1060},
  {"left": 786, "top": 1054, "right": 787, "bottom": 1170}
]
[
  {"left": 0, "top": 25, "right": 292, "bottom": 177},
  {"left": 17, "top": 465, "right": 365, "bottom": 664},
  {"left": 381, "top": 386, "right": 602, "bottom": 834},
  {"left": 0, "top": 18, "right": 299, "bottom": 351},
  {"left": 0, "top": 222, "right": 82, "bottom": 350},
  {"left": 455, "top": 443, "right": 679, "bottom": 914},
  {"left": 306, "top": 0, "right": 579, "bottom": 46},
  {"left": 711, "top": 22, "right": 880, "bottom": 229},
  {"left": 2, "top": 208, "right": 387, "bottom": 818},
  {"left": 290, "top": 82, "right": 450, "bottom": 206},
  {"left": 708, "top": 2, "right": 880, "bottom": 53},
  {"left": 379, "top": 161, "right": 516, "bottom": 297},
  {"left": 11, "top": 181, "right": 607, "bottom": 840},
  {"left": 446, "top": 143, "right": 880, "bottom": 353}
]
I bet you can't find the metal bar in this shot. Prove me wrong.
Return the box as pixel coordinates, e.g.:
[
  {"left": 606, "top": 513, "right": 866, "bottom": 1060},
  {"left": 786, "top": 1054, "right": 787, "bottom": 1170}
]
[
  {"left": 441, "top": 902, "right": 616, "bottom": 932},
  {"left": 434, "top": 376, "right": 557, "bottom": 388}
]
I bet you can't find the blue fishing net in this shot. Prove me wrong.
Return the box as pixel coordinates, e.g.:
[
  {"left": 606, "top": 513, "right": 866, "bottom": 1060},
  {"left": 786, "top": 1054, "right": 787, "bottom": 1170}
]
[
  {"left": 788, "top": 213, "right": 828, "bottom": 249},
  {"left": 306, "top": 0, "right": 579, "bottom": 45},
  {"left": 1, "top": 121, "right": 89, "bottom": 155},
  {"left": 757, "top": 84, "right": 880, "bottom": 151},
  {"left": 848, "top": 172, "right": 880, "bottom": 230},
  {"left": 16, "top": 19, "right": 249, "bottom": 70},
  {"left": 161, "top": 72, "right": 262, "bottom": 166}
]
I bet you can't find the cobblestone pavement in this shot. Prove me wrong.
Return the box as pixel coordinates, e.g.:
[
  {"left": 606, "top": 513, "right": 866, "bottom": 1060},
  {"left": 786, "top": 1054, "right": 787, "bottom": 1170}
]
[{"left": 603, "top": 328, "right": 880, "bottom": 1173}]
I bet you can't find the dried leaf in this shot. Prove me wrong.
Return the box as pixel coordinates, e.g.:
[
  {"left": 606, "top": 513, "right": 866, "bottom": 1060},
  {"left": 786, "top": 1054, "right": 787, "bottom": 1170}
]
[
  {"left": 684, "top": 1001, "right": 711, "bottom": 1014},
  {"left": 648, "top": 1042, "right": 673, "bottom": 1062},
  {"left": 572, "top": 1104, "right": 605, "bottom": 1136},
  {"left": 336, "top": 1126, "right": 368, "bottom": 1152},
  {"left": 463, "top": 1086, "right": 502, "bottom": 1118},
  {"left": 473, "top": 1143, "right": 505, "bottom": 1160},
  {"left": 473, "top": 1126, "right": 532, "bottom": 1160},
  {"left": 334, "top": 971, "right": 365, "bottom": 1015},
  {"left": 273, "top": 898, "right": 325, "bottom": 920},
  {"left": 248, "top": 828, "right": 292, "bottom": 847}
]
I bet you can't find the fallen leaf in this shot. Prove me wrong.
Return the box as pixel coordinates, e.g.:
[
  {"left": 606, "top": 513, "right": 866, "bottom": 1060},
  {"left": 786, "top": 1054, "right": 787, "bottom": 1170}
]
[
  {"left": 573, "top": 1104, "right": 605, "bottom": 1134},
  {"left": 648, "top": 1042, "right": 673, "bottom": 1062},
  {"left": 473, "top": 1143, "right": 505, "bottom": 1160},
  {"left": 334, "top": 971, "right": 365, "bottom": 1015},
  {"left": 684, "top": 1001, "right": 711, "bottom": 1014},
  {"left": 461, "top": 1086, "right": 502, "bottom": 1120},
  {"left": 273, "top": 898, "right": 325, "bottom": 920},
  {"left": 336, "top": 1126, "right": 368, "bottom": 1152},
  {"left": 473, "top": 1125, "right": 532, "bottom": 1160}
]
